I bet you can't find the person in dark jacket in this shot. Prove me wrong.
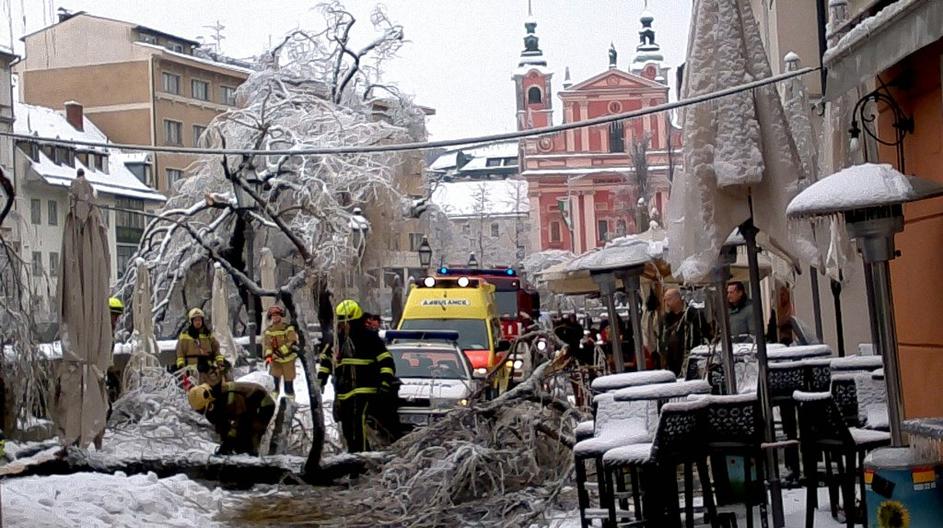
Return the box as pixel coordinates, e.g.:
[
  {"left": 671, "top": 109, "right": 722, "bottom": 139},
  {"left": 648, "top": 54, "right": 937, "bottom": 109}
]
[
  {"left": 187, "top": 380, "right": 275, "bottom": 455},
  {"left": 727, "top": 281, "right": 756, "bottom": 340},
  {"left": 659, "top": 288, "right": 711, "bottom": 377},
  {"left": 318, "top": 299, "right": 398, "bottom": 452}
]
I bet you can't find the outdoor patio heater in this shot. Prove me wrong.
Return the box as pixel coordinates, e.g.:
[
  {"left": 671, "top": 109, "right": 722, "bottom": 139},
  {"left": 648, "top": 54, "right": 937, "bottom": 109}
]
[{"left": 787, "top": 163, "right": 943, "bottom": 446}]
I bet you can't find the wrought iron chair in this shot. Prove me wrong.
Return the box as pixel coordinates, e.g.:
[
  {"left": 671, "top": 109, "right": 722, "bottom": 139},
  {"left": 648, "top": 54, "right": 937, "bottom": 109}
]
[
  {"left": 702, "top": 394, "right": 768, "bottom": 528},
  {"left": 768, "top": 361, "right": 806, "bottom": 480},
  {"left": 794, "top": 391, "right": 891, "bottom": 528},
  {"left": 601, "top": 399, "right": 718, "bottom": 527}
]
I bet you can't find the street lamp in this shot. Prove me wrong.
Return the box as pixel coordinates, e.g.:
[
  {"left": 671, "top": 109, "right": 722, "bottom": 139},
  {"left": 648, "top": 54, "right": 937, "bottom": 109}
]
[
  {"left": 232, "top": 169, "right": 264, "bottom": 357},
  {"left": 467, "top": 252, "right": 478, "bottom": 268},
  {"left": 417, "top": 236, "right": 432, "bottom": 268}
]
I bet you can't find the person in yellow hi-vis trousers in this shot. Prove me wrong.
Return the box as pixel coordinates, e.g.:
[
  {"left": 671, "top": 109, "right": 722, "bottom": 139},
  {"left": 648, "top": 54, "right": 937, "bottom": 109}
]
[
  {"left": 322, "top": 299, "right": 397, "bottom": 453},
  {"left": 263, "top": 305, "right": 299, "bottom": 397}
]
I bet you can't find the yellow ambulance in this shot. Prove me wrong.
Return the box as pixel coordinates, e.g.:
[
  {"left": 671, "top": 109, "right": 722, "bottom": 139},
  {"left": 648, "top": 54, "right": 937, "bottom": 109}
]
[{"left": 398, "top": 276, "right": 510, "bottom": 378}]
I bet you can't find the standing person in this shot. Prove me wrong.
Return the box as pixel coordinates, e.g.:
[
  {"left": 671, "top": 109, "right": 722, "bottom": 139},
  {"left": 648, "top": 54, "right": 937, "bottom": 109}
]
[
  {"left": 726, "top": 281, "right": 756, "bottom": 340},
  {"left": 175, "top": 308, "right": 225, "bottom": 387},
  {"left": 263, "top": 305, "right": 299, "bottom": 398},
  {"left": 317, "top": 288, "right": 334, "bottom": 346},
  {"left": 187, "top": 380, "right": 275, "bottom": 455},
  {"left": 659, "top": 288, "right": 710, "bottom": 377},
  {"left": 329, "top": 300, "right": 398, "bottom": 453}
]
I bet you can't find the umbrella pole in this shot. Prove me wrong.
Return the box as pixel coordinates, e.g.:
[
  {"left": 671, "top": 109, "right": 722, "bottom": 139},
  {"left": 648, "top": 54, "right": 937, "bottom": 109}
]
[
  {"left": 713, "top": 278, "right": 737, "bottom": 394},
  {"left": 830, "top": 277, "right": 846, "bottom": 357},
  {"left": 809, "top": 267, "right": 824, "bottom": 341},
  {"left": 245, "top": 220, "right": 258, "bottom": 358},
  {"left": 623, "top": 273, "right": 646, "bottom": 371},
  {"left": 867, "top": 260, "right": 905, "bottom": 446},
  {"left": 741, "top": 221, "right": 786, "bottom": 527},
  {"left": 593, "top": 272, "right": 625, "bottom": 373}
]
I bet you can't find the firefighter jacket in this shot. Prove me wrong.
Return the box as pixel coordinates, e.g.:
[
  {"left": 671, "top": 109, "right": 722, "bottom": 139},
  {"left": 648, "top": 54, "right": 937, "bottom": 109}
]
[
  {"left": 176, "top": 326, "right": 222, "bottom": 367},
  {"left": 263, "top": 322, "right": 298, "bottom": 363},
  {"left": 319, "top": 322, "right": 395, "bottom": 401},
  {"left": 205, "top": 381, "right": 275, "bottom": 441}
]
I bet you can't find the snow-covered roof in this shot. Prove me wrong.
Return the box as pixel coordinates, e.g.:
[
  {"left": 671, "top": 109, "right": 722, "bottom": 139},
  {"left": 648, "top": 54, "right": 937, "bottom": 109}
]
[
  {"left": 787, "top": 163, "right": 943, "bottom": 218},
  {"left": 14, "top": 102, "right": 165, "bottom": 202},
  {"left": 431, "top": 179, "right": 529, "bottom": 218},
  {"left": 134, "top": 41, "right": 254, "bottom": 76},
  {"left": 428, "top": 141, "right": 520, "bottom": 174}
]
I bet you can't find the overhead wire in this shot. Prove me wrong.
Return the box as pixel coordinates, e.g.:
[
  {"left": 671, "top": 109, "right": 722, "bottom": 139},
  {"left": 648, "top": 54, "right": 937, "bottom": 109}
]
[{"left": 0, "top": 66, "right": 821, "bottom": 157}]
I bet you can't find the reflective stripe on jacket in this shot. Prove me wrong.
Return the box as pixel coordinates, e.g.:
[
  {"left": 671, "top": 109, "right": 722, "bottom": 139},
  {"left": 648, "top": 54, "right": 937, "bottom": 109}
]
[
  {"left": 176, "top": 329, "right": 221, "bottom": 362},
  {"left": 263, "top": 322, "right": 299, "bottom": 363}
]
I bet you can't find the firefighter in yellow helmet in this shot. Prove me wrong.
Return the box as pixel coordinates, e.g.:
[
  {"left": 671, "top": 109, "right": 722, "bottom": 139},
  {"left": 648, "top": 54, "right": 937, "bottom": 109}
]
[
  {"left": 109, "top": 297, "right": 124, "bottom": 330},
  {"left": 175, "top": 307, "right": 226, "bottom": 386},
  {"left": 319, "top": 299, "right": 398, "bottom": 453},
  {"left": 187, "top": 380, "right": 275, "bottom": 456},
  {"left": 263, "top": 305, "right": 299, "bottom": 397}
]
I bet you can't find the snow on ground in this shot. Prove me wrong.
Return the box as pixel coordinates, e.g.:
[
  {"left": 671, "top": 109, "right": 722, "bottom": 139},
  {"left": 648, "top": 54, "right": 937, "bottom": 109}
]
[{"left": 1, "top": 471, "right": 235, "bottom": 527}]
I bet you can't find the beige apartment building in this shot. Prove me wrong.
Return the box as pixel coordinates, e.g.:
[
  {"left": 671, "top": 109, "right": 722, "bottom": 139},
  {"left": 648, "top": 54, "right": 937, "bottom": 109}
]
[{"left": 15, "top": 11, "right": 251, "bottom": 194}]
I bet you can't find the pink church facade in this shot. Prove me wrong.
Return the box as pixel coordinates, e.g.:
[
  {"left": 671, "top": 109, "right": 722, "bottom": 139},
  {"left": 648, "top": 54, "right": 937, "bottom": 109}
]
[{"left": 513, "top": 11, "right": 682, "bottom": 254}]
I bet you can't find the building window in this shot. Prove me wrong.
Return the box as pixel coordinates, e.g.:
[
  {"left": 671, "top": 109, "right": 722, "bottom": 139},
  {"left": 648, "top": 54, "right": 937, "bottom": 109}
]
[
  {"left": 115, "top": 198, "right": 146, "bottom": 245},
  {"left": 161, "top": 72, "right": 180, "bottom": 95},
  {"left": 47, "top": 201, "right": 58, "bottom": 226},
  {"left": 49, "top": 252, "right": 59, "bottom": 277},
  {"left": 408, "top": 233, "right": 424, "bottom": 252},
  {"left": 491, "top": 223, "right": 500, "bottom": 237},
  {"left": 76, "top": 151, "right": 89, "bottom": 167},
  {"left": 597, "top": 219, "right": 609, "bottom": 242},
  {"left": 54, "top": 146, "right": 73, "bottom": 166},
  {"left": 94, "top": 153, "right": 108, "bottom": 173},
  {"left": 220, "top": 86, "right": 236, "bottom": 106},
  {"left": 616, "top": 219, "right": 627, "bottom": 236},
  {"left": 30, "top": 199, "right": 41, "bottom": 224},
  {"left": 127, "top": 163, "right": 153, "bottom": 186},
  {"left": 191, "top": 79, "right": 210, "bottom": 101},
  {"left": 166, "top": 168, "right": 183, "bottom": 187},
  {"left": 550, "top": 221, "right": 561, "bottom": 242},
  {"left": 31, "top": 252, "right": 42, "bottom": 277},
  {"left": 486, "top": 158, "right": 502, "bottom": 167},
  {"left": 18, "top": 141, "right": 39, "bottom": 161},
  {"left": 169, "top": 43, "right": 184, "bottom": 53},
  {"left": 503, "top": 157, "right": 517, "bottom": 166},
  {"left": 527, "top": 86, "right": 542, "bottom": 104},
  {"left": 609, "top": 121, "right": 625, "bottom": 153},
  {"left": 192, "top": 125, "right": 207, "bottom": 147},
  {"left": 164, "top": 120, "right": 182, "bottom": 145},
  {"left": 116, "top": 245, "right": 136, "bottom": 278},
  {"left": 139, "top": 32, "right": 157, "bottom": 45}
]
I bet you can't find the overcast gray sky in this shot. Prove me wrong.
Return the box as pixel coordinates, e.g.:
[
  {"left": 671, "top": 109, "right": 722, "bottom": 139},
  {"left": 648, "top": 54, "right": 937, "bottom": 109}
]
[{"left": 4, "top": 1, "right": 692, "bottom": 140}]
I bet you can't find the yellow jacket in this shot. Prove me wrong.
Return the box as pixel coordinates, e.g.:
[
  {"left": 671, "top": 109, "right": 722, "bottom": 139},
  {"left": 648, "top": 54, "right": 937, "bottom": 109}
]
[
  {"left": 176, "top": 329, "right": 222, "bottom": 367},
  {"left": 264, "top": 322, "right": 298, "bottom": 363}
]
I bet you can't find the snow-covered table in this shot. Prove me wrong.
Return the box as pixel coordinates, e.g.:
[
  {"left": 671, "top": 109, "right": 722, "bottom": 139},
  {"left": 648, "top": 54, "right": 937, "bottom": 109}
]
[
  {"left": 591, "top": 369, "right": 677, "bottom": 395},
  {"left": 767, "top": 344, "right": 832, "bottom": 362},
  {"left": 830, "top": 355, "right": 883, "bottom": 373},
  {"left": 613, "top": 380, "right": 712, "bottom": 403}
]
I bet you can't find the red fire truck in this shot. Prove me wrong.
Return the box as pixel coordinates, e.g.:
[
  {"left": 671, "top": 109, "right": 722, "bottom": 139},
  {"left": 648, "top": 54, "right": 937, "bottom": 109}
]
[{"left": 434, "top": 266, "right": 540, "bottom": 340}]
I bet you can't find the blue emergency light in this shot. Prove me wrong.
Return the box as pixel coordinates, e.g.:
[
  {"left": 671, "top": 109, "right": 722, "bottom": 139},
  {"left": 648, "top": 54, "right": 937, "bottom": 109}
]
[
  {"left": 438, "top": 267, "right": 516, "bottom": 277},
  {"left": 385, "top": 330, "right": 461, "bottom": 343}
]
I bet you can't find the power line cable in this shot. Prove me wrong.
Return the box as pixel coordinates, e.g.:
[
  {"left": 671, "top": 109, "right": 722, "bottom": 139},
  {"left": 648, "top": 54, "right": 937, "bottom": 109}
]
[{"left": 1, "top": 66, "right": 819, "bottom": 157}]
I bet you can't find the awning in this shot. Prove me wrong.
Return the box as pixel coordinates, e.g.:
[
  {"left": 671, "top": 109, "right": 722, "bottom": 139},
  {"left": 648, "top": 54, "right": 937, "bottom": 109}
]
[{"left": 824, "top": 0, "right": 943, "bottom": 100}]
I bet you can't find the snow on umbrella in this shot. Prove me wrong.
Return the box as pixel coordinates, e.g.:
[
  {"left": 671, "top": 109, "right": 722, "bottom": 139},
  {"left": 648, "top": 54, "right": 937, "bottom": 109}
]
[
  {"left": 666, "top": 0, "right": 814, "bottom": 523},
  {"left": 788, "top": 163, "right": 943, "bottom": 446},
  {"left": 55, "top": 172, "right": 112, "bottom": 448},
  {"left": 211, "top": 263, "right": 239, "bottom": 366},
  {"left": 123, "top": 258, "right": 160, "bottom": 391}
]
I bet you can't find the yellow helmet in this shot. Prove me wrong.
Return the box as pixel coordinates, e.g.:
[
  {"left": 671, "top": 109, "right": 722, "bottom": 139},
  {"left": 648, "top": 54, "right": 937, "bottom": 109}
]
[
  {"left": 335, "top": 299, "right": 363, "bottom": 322},
  {"left": 188, "top": 307, "right": 205, "bottom": 320},
  {"left": 187, "top": 383, "right": 215, "bottom": 412},
  {"left": 109, "top": 297, "right": 124, "bottom": 314}
]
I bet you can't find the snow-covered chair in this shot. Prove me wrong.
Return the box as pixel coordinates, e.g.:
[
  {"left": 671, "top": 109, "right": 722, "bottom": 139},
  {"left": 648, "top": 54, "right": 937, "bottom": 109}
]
[
  {"left": 573, "top": 393, "right": 652, "bottom": 527},
  {"left": 577, "top": 369, "right": 676, "bottom": 441},
  {"left": 600, "top": 399, "right": 716, "bottom": 527},
  {"left": 794, "top": 391, "right": 891, "bottom": 528},
  {"left": 830, "top": 355, "right": 883, "bottom": 376}
]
